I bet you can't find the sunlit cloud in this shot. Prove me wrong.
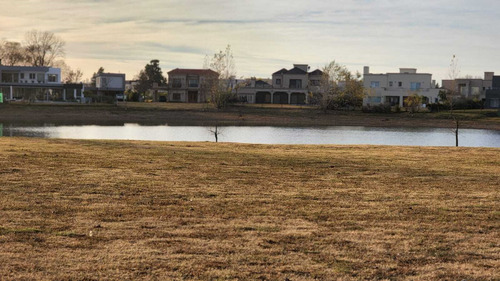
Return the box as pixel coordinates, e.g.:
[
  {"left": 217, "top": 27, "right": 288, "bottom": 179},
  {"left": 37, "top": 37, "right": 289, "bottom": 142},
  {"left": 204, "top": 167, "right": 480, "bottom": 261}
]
[{"left": 1, "top": 0, "right": 499, "bottom": 82}]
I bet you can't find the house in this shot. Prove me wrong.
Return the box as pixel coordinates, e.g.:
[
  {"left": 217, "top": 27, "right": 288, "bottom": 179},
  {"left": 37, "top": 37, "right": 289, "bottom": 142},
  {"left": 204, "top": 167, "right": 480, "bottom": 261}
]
[
  {"left": 167, "top": 68, "right": 218, "bottom": 102},
  {"left": 236, "top": 64, "right": 323, "bottom": 105},
  {"left": 485, "top": 75, "right": 500, "bottom": 108},
  {"left": 363, "top": 66, "right": 440, "bottom": 107},
  {"left": 0, "top": 61, "right": 65, "bottom": 101},
  {"left": 442, "top": 72, "right": 493, "bottom": 100},
  {"left": 95, "top": 73, "right": 126, "bottom": 97}
]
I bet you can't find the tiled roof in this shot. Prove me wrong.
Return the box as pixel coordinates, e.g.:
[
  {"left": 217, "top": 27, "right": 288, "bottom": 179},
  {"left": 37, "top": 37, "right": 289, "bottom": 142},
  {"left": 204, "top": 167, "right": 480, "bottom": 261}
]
[{"left": 168, "top": 68, "right": 219, "bottom": 76}]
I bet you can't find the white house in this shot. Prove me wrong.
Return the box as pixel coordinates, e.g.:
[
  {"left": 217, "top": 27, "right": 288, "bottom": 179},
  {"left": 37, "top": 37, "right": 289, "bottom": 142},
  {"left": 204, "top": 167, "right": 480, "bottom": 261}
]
[
  {"left": 363, "top": 66, "right": 440, "bottom": 107},
  {"left": 0, "top": 63, "right": 65, "bottom": 101}
]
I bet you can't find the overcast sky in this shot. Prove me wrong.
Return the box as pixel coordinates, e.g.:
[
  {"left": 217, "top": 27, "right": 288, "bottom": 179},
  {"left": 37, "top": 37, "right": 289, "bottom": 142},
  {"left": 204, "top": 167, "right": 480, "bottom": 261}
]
[{"left": 1, "top": 0, "right": 499, "bottom": 82}]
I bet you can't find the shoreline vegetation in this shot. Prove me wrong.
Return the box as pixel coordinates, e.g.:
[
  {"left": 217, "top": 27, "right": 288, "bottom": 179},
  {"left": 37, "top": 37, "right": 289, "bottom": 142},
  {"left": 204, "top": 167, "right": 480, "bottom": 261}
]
[
  {"left": 0, "top": 102, "right": 499, "bottom": 130},
  {"left": 0, "top": 138, "right": 498, "bottom": 279}
]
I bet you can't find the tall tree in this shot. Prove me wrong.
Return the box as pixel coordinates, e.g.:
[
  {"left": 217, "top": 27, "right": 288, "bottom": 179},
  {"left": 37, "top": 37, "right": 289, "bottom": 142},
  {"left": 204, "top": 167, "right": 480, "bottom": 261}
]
[
  {"left": 91, "top": 67, "right": 105, "bottom": 87},
  {"left": 0, "top": 41, "right": 25, "bottom": 66},
  {"left": 145, "top": 59, "right": 167, "bottom": 86},
  {"left": 209, "top": 44, "right": 236, "bottom": 80},
  {"left": 23, "top": 30, "right": 65, "bottom": 67},
  {"left": 203, "top": 45, "right": 237, "bottom": 109}
]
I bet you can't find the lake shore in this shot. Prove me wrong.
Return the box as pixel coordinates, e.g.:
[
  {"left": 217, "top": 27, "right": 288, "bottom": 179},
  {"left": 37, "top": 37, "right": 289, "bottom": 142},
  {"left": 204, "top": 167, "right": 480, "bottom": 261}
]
[
  {"left": 0, "top": 102, "right": 499, "bottom": 130},
  {"left": 0, "top": 138, "right": 498, "bottom": 280}
]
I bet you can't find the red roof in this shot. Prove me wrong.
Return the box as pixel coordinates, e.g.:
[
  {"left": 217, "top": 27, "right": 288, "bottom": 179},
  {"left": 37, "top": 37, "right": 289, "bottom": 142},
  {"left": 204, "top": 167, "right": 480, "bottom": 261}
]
[{"left": 168, "top": 68, "right": 219, "bottom": 76}]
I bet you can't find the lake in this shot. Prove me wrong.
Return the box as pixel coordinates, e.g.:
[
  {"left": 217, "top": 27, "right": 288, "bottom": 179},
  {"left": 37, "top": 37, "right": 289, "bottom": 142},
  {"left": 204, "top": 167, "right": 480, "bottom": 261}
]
[{"left": 1, "top": 123, "right": 499, "bottom": 147}]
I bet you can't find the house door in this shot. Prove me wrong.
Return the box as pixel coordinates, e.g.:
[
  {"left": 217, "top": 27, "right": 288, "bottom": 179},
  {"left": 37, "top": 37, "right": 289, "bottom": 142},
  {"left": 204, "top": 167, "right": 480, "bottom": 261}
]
[{"left": 188, "top": 91, "right": 198, "bottom": 103}]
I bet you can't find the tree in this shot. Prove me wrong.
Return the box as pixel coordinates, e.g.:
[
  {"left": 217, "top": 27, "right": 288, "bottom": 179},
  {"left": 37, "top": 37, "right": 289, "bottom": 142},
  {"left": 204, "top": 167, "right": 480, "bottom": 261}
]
[
  {"left": 0, "top": 41, "right": 25, "bottom": 66},
  {"left": 134, "top": 69, "right": 150, "bottom": 99},
  {"left": 23, "top": 30, "right": 65, "bottom": 67},
  {"left": 404, "top": 93, "right": 423, "bottom": 114},
  {"left": 204, "top": 45, "right": 237, "bottom": 109},
  {"left": 53, "top": 60, "right": 83, "bottom": 83},
  {"left": 317, "top": 60, "right": 364, "bottom": 111},
  {"left": 446, "top": 55, "right": 461, "bottom": 146},
  {"left": 133, "top": 60, "right": 167, "bottom": 101},
  {"left": 91, "top": 67, "right": 105, "bottom": 87}
]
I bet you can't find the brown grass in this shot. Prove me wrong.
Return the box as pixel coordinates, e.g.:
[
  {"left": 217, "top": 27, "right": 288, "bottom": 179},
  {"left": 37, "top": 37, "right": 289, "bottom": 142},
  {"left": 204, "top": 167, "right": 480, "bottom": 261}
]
[
  {"left": 0, "top": 102, "right": 499, "bottom": 130},
  {"left": 0, "top": 138, "right": 499, "bottom": 280}
]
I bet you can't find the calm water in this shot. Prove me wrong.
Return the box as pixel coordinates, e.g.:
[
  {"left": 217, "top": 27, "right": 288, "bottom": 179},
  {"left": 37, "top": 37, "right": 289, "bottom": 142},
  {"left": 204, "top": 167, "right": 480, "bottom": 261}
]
[{"left": 1, "top": 123, "right": 499, "bottom": 147}]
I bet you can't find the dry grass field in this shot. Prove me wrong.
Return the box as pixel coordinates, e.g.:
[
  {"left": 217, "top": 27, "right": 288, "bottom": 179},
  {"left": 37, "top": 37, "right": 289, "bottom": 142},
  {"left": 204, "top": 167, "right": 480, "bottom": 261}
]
[{"left": 0, "top": 138, "right": 499, "bottom": 280}]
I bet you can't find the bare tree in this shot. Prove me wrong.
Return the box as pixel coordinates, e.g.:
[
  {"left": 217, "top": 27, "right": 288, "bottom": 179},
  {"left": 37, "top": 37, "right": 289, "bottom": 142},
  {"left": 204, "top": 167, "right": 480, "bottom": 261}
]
[
  {"left": 53, "top": 60, "right": 83, "bottom": 83},
  {"left": 24, "top": 30, "right": 65, "bottom": 67},
  {"left": 0, "top": 40, "right": 25, "bottom": 66},
  {"left": 447, "top": 55, "right": 461, "bottom": 146},
  {"left": 204, "top": 45, "right": 237, "bottom": 109}
]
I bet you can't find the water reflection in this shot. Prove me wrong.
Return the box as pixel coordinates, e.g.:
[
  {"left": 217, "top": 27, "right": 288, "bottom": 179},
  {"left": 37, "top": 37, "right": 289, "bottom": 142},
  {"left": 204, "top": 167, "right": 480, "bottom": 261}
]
[{"left": 2, "top": 123, "right": 500, "bottom": 147}]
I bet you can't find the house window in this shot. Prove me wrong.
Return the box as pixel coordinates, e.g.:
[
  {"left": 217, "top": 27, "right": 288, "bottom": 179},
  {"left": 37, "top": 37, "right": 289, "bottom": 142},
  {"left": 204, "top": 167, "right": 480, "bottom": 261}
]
[
  {"left": 370, "top": 81, "right": 380, "bottom": 88},
  {"left": 410, "top": 82, "right": 421, "bottom": 91},
  {"left": 289, "top": 79, "right": 302, "bottom": 88},
  {"left": 389, "top": 81, "right": 393, "bottom": 87},
  {"left": 48, "top": 74, "right": 58, "bottom": 82},
  {"left": 37, "top": 73, "right": 44, "bottom": 83},
  {"left": 172, "top": 93, "right": 181, "bottom": 100},
  {"left": 188, "top": 78, "right": 199, "bottom": 87},
  {"left": 172, "top": 78, "right": 182, "bottom": 88},
  {"left": 20, "top": 73, "right": 25, "bottom": 79},
  {"left": 29, "top": 73, "right": 36, "bottom": 79},
  {"left": 398, "top": 81, "right": 402, "bottom": 87},
  {"left": 276, "top": 78, "right": 281, "bottom": 85}
]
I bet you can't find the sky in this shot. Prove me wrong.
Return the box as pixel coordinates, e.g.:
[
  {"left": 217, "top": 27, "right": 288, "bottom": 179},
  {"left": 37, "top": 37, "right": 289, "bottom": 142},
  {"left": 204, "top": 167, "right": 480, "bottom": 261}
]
[{"left": 1, "top": 0, "right": 499, "bottom": 83}]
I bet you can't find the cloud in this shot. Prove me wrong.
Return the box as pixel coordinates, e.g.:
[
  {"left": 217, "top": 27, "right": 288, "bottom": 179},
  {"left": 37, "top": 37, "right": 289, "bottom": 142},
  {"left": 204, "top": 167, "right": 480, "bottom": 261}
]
[{"left": 1, "top": 0, "right": 499, "bottom": 81}]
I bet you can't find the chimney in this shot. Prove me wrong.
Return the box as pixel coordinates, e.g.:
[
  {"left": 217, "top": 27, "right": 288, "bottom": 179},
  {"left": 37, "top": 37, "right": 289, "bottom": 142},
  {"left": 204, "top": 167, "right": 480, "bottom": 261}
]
[
  {"left": 484, "top": 72, "right": 494, "bottom": 81},
  {"left": 293, "top": 64, "right": 309, "bottom": 72},
  {"left": 363, "top": 66, "right": 369, "bottom": 75}
]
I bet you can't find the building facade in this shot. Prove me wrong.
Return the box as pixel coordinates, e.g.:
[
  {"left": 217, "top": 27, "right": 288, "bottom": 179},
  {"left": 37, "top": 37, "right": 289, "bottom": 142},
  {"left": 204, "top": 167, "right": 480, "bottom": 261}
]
[
  {"left": 363, "top": 67, "right": 440, "bottom": 107},
  {"left": 442, "top": 72, "right": 493, "bottom": 100},
  {"left": 0, "top": 64, "right": 64, "bottom": 101},
  {"left": 485, "top": 75, "right": 500, "bottom": 108},
  {"left": 237, "top": 64, "right": 323, "bottom": 105},
  {"left": 167, "top": 69, "right": 219, "bottom": 103}
]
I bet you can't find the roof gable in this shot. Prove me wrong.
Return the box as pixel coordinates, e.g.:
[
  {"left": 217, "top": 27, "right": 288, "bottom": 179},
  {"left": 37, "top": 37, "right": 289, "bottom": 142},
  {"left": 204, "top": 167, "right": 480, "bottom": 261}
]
[
  {"left": 168, "top": 68, "right": 219, "bottom": 76},
  {"left": 309, "top": 69, "right": 323, "bottom": 76},
  {"left": 286, "top": 67, "right": 307, "bottom": 75},
  {"left": 272, "top": 68, "right": 288, "bottom": 75}
]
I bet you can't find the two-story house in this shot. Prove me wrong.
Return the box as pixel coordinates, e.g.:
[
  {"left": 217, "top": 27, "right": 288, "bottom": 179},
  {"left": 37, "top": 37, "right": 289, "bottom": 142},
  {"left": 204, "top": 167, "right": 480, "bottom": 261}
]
[
  {"left": 167, "top": 68, "right": 218, "bottom": 103},
  {"left": 0, "top": 62, "right": 63, "bottom": 101},
  {"left": 442, "top": 72, "right": 493, "bottom": 100},
  {"left": 237, "top": 64, "right": 323, "bottom": 105},
  {"left": 363, "top": 66, "right": 440, "bottom": 107}
]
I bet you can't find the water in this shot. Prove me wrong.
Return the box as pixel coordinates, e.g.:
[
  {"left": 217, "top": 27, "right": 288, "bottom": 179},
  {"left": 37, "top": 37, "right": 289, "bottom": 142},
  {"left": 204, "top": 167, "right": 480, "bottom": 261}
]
[{"left": 1, "top": 123, "right": 499, "bottom": 147}]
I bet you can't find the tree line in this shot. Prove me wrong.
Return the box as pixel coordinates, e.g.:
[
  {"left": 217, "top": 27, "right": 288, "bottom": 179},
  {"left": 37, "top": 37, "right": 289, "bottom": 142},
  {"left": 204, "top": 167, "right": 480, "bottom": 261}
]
[{"left": 0, "top": 30, "right": 82, "bottom": 83}]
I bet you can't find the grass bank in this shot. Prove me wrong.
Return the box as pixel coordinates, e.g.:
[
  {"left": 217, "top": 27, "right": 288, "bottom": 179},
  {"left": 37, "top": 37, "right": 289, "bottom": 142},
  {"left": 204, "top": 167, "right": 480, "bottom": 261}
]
[
  {"left": 0, "top": 138, "right": 498, "bottom": 280},
  {"left": 0, "top": 102, "right": 499, "bottom": 130}
]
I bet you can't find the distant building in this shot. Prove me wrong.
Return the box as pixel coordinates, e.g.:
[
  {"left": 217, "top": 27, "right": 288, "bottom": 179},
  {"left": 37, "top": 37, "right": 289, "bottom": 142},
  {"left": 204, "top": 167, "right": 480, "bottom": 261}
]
[
  {"left": 96, "top": 73, "right": 126, "bottom": 97},
  {"left": 442, "top": 72, "right": 493, "bottom": 100},
  {"left": 0, "top": 62, "right": 67, "bottom": 101},
  {"left": 363, "top": 66, "right": 440, "bottom": 107},
  {"left": 237, "top": 64, "right": 323, "bottom": 104},
  {"left": 167, "top": 68, "right": 218, "bottom": 102},
  {"left": 485, "top": 75, "right": 500, "bottom": 108}
]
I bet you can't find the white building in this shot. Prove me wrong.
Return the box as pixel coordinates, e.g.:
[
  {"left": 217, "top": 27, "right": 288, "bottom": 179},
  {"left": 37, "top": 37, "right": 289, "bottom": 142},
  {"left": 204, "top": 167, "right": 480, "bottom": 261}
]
[
  {"left": 0, "top": 64, "right": 65, "bottom": 101},
  {"left": 363, "top": 66, "right": 440, "bottom": 107}
]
